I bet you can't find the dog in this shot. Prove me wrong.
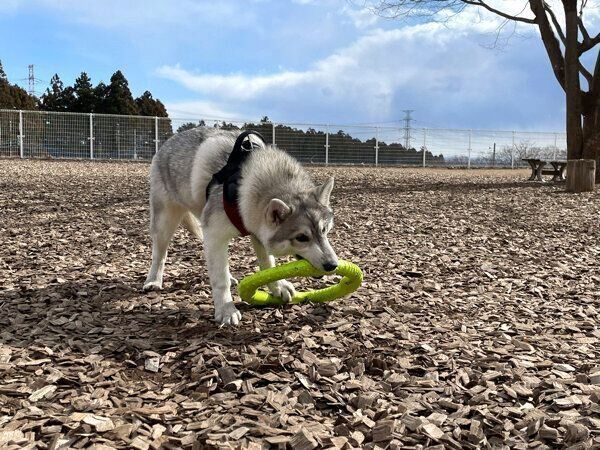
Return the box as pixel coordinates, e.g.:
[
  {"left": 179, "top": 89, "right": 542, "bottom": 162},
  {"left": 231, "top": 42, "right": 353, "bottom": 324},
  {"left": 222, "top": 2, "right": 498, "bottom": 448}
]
[{"left": 143, "top": 127, "right": 338, "bottom": 325}]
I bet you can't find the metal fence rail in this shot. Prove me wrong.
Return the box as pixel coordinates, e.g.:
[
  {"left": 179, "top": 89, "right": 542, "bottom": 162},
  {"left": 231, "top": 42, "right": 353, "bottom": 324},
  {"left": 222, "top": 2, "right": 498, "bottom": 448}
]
[{"left": 0, "top": 109, "right": 567, "bottom": 167}]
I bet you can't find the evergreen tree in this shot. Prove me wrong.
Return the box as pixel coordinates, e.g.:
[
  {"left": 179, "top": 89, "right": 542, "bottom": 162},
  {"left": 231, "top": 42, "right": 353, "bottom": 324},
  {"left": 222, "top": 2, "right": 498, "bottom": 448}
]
[
  {"left": 103, "top": 70, "right": 138, "bottom": 115},
  {"left": 135, "top": 91, "right": 168, "bottom": 117},
  {"left": 72, "top": 72, "right": 96, "bottom": 113},
  {"left": 0, "top": 60, "right": 37, "bottom": 110},
  {"left": 0, "top": 60, "right": 7, "bottom": 81},
  {"left": 40, "top": 74, "right": 74, "bottom": 111},
  {"left": 93, "top": 82, "right": 108, "bottom": 113},
  {"left": 177, "top": 122, "right": 199, "bottom": 133},
  {"left": 176, "top": 120, "right": 206, "bottom": 133}
]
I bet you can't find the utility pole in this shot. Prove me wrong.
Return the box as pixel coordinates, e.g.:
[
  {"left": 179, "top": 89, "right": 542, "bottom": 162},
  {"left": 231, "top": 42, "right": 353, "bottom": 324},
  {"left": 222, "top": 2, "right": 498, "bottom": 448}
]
[{"left": 402, "top": 110, "right": 414, "bottom": 150}]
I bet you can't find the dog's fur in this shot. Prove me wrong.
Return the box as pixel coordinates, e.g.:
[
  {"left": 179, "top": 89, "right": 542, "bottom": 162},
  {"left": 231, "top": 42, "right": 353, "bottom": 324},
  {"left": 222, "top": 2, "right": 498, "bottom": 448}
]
[{"left": 144, "top": 127, "right": 338, "bottom": 325}]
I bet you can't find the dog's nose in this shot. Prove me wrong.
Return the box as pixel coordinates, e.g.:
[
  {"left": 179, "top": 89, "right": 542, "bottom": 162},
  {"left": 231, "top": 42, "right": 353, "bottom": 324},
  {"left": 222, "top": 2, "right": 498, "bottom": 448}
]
[{"left": 323, "top": 262, "right": 338, "bottom": 272}]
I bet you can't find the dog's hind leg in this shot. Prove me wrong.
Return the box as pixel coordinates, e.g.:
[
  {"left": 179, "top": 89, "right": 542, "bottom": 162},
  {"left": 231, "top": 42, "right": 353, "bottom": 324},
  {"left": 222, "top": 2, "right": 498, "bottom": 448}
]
[
  {"left": 144, "top": 200, "right": 185, "bottom": 291},
  {"left": 181, "top": 211, "right": 203, "bottom": 240}
]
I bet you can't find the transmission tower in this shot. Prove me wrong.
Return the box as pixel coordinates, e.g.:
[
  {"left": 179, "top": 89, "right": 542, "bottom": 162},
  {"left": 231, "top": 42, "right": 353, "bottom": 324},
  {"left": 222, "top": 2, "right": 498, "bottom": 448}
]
[
  {"left": 22, "top": 65, "right": 43, "bottom": 96},
  {"left": 402, "top": 110, "right": 414, "bottom": 150},
  {"left": 28, "top": 65, "right": 37, "bottom": 95}
]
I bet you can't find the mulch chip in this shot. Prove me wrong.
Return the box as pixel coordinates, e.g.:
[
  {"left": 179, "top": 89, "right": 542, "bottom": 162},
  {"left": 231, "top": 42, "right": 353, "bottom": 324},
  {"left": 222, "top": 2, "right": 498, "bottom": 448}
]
[{"left": 0, "top": 160, "right": 599, "bottom": 449}]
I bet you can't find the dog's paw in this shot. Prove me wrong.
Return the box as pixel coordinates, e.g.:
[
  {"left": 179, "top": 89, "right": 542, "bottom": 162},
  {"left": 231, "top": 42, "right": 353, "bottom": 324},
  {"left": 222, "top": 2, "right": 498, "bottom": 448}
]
[
  {"left": 143, "top": 280, "right": 163, "bottom": 291},
  {"left": 229, "top": 275, "right": 239, "bottom": 286},
  {"left": 269, "top": 280, "right": 296, "bottom": 303},
  {"left": 214, "top": 303, "right": 242, "bottom": 326}
]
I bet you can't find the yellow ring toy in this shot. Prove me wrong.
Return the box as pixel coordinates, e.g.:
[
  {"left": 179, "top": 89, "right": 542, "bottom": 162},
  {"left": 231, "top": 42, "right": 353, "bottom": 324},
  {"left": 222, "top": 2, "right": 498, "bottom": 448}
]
[{"left": 238, "top": 259, "right": 363, "bottom": 306}]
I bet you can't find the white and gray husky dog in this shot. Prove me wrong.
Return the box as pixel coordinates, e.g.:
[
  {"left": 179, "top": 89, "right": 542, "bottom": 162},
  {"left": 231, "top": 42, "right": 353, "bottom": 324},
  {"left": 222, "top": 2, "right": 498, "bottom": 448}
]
[{"left": 143, "top": 127, "right": 338, "bottom": 325}]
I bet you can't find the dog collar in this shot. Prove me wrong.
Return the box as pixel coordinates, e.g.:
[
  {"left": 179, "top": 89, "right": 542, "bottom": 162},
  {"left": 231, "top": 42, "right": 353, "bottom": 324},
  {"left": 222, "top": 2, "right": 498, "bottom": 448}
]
[{"left": 205, "top": 130, "right": 265, "bottom": 237}]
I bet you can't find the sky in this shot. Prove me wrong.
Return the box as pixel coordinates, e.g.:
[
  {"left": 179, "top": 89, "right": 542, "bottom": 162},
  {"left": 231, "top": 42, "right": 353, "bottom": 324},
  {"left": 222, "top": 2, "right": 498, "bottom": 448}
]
[{"left": 0, "top": 0, "right": 598, "bottom": 131}]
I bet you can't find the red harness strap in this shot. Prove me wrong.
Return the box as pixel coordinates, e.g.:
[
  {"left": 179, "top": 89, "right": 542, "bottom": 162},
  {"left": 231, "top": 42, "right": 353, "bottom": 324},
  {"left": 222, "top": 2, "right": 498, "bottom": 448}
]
[{"left": 223, "top": 198, "right": 250, "bottom": 236}]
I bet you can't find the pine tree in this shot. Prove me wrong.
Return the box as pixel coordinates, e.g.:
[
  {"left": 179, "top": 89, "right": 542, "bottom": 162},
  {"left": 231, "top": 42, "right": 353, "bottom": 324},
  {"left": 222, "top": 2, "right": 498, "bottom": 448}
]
[
  {"left": 72, "top": 72, "right": 96, "bottom": 113},
  {"left": 135, "top": 91, "right": 168, "bottom": 117},
  {"left": 40, "top": 74, "right": 74, "bottom": 111},
  {"left": 103, "top": 70, "right": 138, "bottom": 115},
  {"left": 0, "top": 60, "right": 7, "bottom": 81},
  {"left": 0, "top": 60, "right": 9, "bottom": 107},
  {"left": 93, "top": 82, "right": 108, "bottom": 113},
  {"left": 177, "top": 122, "right": 198, "bottom": 133},
  {"left": 0, "top": 61, "right": 37, "bottom": 110}
]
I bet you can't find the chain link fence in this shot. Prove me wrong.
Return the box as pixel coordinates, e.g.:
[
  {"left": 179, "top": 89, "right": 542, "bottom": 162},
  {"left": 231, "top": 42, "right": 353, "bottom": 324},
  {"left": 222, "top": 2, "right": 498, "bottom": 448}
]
[{"left": 0, "top": 109, "right": 567, "bottom": 167}]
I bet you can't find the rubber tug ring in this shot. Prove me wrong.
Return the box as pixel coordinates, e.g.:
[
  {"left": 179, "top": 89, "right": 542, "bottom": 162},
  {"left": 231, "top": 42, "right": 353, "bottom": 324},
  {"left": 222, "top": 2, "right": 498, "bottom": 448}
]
[{"left": 238, "top": 259, "right": 363, "bottom": 306}]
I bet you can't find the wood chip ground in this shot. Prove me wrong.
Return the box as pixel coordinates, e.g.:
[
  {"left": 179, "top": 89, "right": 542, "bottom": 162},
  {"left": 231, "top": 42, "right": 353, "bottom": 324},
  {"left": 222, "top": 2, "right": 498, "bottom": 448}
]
[{"left": 0, "top": 160, "right": 599, "bottom": 449}]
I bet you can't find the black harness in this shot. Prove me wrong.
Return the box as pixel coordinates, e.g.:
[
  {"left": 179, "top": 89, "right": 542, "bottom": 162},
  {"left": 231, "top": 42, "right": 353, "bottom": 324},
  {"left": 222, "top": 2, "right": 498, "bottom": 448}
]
[{"left": 205, "top": 130, "right": 265, "bottom": 236}]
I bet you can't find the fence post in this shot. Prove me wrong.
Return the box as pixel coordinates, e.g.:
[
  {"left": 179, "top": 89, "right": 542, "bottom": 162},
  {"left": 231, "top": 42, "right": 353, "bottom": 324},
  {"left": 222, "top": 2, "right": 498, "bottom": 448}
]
[
  {"left": 511, "top": 131, "right": 515, "bottom": 169},
  {"left": 467, "top": 129, "right": 472, "bottom": 169},
  {"left": 553, "top": 133, "right": 558, "bottom": 161},
  {"left": 154, "top": 116, "right": 159, "bottom": 155},
  {"left": 18, "top": 110, "right": 24, "bottom": 159},
  {"left": 272, "top": 122, "right": 276, "bottom": 146},
  {"left": 89, "top": 113, "right": 94, "bottom": 160},
  {"left": 422, "top": 128, "right": 427, "bottom": 167},
  {"left": 374, "top": 127, "right": 379, "bottom": 166},
  {"left": 325, "top": 124, "right": 329, "bottom": 165}
]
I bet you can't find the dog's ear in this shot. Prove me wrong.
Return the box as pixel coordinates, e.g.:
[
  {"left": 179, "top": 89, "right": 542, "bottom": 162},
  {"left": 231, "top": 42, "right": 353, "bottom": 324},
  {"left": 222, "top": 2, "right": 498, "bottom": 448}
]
[
  {"left": 266, "top": 198, "right": 291, "bottom": 225},
  {"left": 314, "top": 177, "right": 334, "bottom": 206}
]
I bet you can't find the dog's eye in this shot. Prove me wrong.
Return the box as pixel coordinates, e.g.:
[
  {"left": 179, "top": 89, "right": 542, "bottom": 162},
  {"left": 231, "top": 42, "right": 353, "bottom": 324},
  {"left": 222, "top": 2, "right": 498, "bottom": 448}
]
[{"left": 295, "top": 234, "right": 310, "bottom": 243}]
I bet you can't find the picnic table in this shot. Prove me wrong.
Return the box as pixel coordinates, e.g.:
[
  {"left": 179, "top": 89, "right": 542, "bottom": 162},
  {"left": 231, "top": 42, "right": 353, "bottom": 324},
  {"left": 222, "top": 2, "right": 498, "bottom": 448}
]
[{"left": 522, "top": 158, "right": 567, "bottom": 182}]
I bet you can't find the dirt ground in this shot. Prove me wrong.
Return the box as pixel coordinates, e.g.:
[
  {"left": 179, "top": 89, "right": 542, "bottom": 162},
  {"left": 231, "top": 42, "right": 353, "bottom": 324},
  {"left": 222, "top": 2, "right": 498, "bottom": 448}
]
[{"left": 0, "top": 159, "right": 599, "bottom": 450}]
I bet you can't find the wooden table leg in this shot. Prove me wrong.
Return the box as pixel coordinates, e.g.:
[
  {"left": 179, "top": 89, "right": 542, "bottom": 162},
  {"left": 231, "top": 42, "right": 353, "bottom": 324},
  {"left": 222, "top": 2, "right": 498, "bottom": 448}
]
[
  {"left": 558, "top": 164, "right": 567, "bottom": 181},
  {"left": 550, "top": 162, "right": 560, "bottom": 181},
  {"left": 527, "top": 161, "right": 537, "bottom": 181},
  {"left": 535, "top": 162, "right": 545, "bottom": 182}
]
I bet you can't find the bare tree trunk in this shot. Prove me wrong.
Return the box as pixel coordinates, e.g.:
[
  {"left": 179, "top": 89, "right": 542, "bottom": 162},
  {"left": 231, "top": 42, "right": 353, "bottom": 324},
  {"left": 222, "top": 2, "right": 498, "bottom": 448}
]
[{"left": 563, "top": 1, "right": 584, "bottom": 160}]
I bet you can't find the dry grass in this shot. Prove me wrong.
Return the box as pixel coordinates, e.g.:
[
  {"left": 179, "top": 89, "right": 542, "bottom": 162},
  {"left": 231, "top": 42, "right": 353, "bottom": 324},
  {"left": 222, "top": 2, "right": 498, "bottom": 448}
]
[{"left": 0, "top": 159, "right": 599, "bottom": 449}]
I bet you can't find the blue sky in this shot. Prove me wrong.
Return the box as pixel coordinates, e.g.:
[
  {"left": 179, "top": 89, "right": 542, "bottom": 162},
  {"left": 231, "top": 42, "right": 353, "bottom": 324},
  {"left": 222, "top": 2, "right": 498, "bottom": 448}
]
[{"left": 0, "top": 0, "right": 598, "bottom": 131}]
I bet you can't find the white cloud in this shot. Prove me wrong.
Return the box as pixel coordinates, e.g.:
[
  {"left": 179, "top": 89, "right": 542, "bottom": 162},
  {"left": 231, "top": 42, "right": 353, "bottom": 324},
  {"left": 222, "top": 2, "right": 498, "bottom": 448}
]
[
  {"left": 157, "top": 19, "right": 524, "bottom": 122},
  {"left": 164, "top": 100, "right": 245, "bottom": 122},
  {"left": 157, "top": 65, "right": 310, "bottom": 101},
  {"left": 341, "top": 5, "right": 379, "bottom": 29}
]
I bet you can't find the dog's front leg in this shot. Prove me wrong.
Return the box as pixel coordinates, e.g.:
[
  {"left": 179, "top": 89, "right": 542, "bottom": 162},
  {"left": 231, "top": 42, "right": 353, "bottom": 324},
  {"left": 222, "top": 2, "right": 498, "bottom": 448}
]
[
  {"left": 250, "top": 236, "right": 295, "bottom": 303},
  {"left": 203, "top": 226, "right": 241, "bottom": 326}
]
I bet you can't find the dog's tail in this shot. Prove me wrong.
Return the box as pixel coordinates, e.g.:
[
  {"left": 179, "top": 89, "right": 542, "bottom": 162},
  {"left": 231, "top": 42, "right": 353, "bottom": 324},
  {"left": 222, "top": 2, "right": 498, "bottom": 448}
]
[{"left": 181, "top": 212, "right": 203, "bottom": 240}]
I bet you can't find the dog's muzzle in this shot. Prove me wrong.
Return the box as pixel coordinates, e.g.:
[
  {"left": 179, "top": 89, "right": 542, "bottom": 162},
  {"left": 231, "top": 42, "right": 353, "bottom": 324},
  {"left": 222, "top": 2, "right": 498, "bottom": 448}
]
[{"left": 296, "top": 254, "right": 324, "bottom": 279}]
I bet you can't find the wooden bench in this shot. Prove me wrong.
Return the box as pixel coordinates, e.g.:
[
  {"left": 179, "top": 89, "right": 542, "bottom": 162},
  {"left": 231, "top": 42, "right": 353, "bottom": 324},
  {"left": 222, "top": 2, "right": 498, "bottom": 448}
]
[{"left": 522, "top": 158, "right": 567, "bottom": 182}]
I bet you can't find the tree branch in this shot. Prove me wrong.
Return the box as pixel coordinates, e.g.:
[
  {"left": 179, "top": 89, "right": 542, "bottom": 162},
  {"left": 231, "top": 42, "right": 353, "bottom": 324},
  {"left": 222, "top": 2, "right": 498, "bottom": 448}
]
[
  {"left": 528, "top": 0, "right": 565, "bottom": 90},
  {"left": 579, "top": 16, "right": 600, "bottom": 54},
  {"left": 460, "top": 0, "right": 536, "bottom": 24},
  {"left": 544, "top": 2, "right": 566, "bottom": 46},
  {"left": 580, "top": 62, "right": 593, "bottom": 86}
]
